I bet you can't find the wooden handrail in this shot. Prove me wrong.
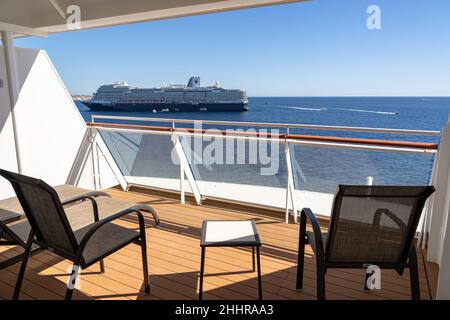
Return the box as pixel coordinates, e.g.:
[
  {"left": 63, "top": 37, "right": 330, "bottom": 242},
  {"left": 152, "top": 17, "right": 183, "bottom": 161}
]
[
  {"left": 286, "top": 134, "right": 438, "bottom": 149},
  {"left": 87, "top": 122, "right": 285, "bottom": 138},
  {"left": 87, "top": 122, "right": 438, "bottom": 150},
  {"left": 88, "top": 122, "right": 173, "bottom": 132}
]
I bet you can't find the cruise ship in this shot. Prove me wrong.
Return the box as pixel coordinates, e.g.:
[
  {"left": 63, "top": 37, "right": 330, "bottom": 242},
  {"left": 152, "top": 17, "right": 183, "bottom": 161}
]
[{"left": 82, "top": 77, "right": 249, "bottom": 112}]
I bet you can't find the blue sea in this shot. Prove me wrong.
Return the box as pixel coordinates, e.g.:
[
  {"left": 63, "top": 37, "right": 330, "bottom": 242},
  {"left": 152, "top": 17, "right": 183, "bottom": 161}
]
[{"left": 76, "top": 97, "right": 450, "bottom": 193}]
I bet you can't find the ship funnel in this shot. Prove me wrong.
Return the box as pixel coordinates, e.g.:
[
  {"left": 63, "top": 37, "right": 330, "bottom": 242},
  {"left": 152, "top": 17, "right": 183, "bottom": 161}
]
[{"left": 187, "top": 77, "right": 201, "bottom": 88}]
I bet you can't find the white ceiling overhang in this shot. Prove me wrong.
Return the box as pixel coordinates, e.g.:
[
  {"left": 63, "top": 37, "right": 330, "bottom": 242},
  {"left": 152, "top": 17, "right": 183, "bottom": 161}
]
[{"left": 0, "top": 0, "right": 307, "bottom": 38}]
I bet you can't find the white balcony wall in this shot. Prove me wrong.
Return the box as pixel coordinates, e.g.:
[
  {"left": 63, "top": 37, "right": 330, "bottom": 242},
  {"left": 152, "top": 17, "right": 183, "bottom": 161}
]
[
  {"left": 0, "top": 46, "right": 119, "bottom": 199},
  {"left": 427, "top": 118, "right": 450, "bottom": 299}
]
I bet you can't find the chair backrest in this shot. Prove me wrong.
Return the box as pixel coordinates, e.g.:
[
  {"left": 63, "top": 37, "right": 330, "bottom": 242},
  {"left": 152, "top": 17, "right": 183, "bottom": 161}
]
[
  {"left": 0, "top": 169, "right": 78, "bottom": 257},
  {"left": 325, "top": 185, "right": 435, "bottom": 265}
]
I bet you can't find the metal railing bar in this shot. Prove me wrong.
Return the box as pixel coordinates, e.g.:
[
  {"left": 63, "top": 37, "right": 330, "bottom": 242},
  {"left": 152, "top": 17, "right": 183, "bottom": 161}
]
[
  {"left": 90, "top": 115, "right": 441, "bottom": 136},
  {"left": 93, "top": 126, "right": 283, "bottom": 143},
  {"left": 91, "top": 125, "right": 436, "bottom": 154},
  {"left": 286, "top": 133, "right": 437, "bottom": 149},
  {"left": 286, "top": 139, "right": 436, "bottom": 154},
  {"left": 91, "top": 126, "right": 172, "bottom": 136},
  {"left": 87, "top": 122, "right": 438, "bottom": 152}
]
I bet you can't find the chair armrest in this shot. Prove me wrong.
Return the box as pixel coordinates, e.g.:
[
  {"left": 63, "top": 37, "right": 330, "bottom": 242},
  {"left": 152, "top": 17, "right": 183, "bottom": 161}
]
[
  {"left": 62, "top": 195, "right": 103, "bottom": 222},
  {"left": 76, "top": 208, "right": 145, "bottom": 259},
  {"left": 0, "top": 212, "right": 23, "bottom": 224},
  {"left": 132, "top": 204, "right": 160, "bottom": 227},
  {"left": 61, "top": 191, "right": 109, "bottom": 206},
  {"left": 301, "top": 208, "right": 325, "bottom": 256}
]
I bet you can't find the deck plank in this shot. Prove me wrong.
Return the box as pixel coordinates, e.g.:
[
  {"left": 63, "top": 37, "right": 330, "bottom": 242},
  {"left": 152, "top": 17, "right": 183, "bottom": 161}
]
[{"left": 0, "top": 187, "right": 431, "bottom": 300}]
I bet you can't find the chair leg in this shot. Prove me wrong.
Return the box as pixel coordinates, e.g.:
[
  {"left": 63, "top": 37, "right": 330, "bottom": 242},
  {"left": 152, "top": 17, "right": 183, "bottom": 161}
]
[
  {"left": 13, "top": 231, "right": 34, "bottom": 300},
  {"left": 65, "top": 288, "right": 74, "bottom": 300},
  {"left": 65, "top": 264, "right": 80, "bottom": 300},
  {"left": 141, "top": 238, "right": 150, "bottom": 294},
  {"left": 252, "top": 246, "right": 255, "bottom": 271},
  {"left": 99, "top": 260, "right": 105, "bottom": 273},
  {"left": 199, "top": 247, "right": 206, "bottom": 300},
  {"left": 316, "top": 255, "right": 326, "bottom": 300},
  {"left": 409, "top": 245, "right": 421, "bottom": 300},
  {"left": 296, "top": 211, "right": 307, "bottom": 290},
  {"left": 137, "top": 211, "right": 150, "bottom": 294},
  {"left": 256, "top": 246, "right": 263, "bottom": 300}
]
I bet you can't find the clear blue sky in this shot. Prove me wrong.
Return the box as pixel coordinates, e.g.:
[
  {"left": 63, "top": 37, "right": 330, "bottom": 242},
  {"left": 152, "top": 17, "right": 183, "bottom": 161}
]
[{"left": 13, "top": 0, "right": 450, "bottom": 96}]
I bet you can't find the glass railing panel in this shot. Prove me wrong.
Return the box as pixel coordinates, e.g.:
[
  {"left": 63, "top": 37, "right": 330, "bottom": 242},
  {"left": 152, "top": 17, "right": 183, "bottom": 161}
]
[
  {"left": 179, "top": 134, "right": 288, "bottom": 208},
  {"left": 96, "top": 117, "right": 437, "bottom": 218},
  {"left": 290, "top": 144, "right": 435, "bottom": 216},
  {"left": 99, "top": 131, "right": 142, "bottom": 176},
  {"left": 100, "top": 131, "right": 187, "bottom": 192}
]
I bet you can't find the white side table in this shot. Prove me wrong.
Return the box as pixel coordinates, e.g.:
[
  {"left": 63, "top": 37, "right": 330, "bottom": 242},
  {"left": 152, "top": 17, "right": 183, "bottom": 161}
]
[{"left": 199, "top": 220, "right": 262, "bottom": 300}]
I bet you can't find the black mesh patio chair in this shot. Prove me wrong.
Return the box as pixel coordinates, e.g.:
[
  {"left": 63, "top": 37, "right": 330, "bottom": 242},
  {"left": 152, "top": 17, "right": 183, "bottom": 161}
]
[
  {"left": 0, "top": 185, "right": 110, "bottom": 270},
  {"left": 0, "top": 169, "right": 156, "bottom": 300},
  {"left": 296, "top": 185, "right": 435, "bottom": 300}
]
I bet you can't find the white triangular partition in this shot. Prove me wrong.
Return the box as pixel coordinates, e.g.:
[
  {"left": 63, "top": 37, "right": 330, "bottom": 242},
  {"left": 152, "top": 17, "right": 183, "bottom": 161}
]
[{"left": 0, "top": 46, "right": 119, "bottom": 199}]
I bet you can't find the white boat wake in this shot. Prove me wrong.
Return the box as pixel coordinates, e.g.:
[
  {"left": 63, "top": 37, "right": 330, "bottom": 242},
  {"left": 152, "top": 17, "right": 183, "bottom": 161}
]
[
  {"left": 259, "top": 104, "right": 397, "bottom": 115},
  {"left": 273, "top": 106, "right": 324, "bottom": 112},
  {"left": 332, "top": 108, "right": 397, "bottom": 115}
]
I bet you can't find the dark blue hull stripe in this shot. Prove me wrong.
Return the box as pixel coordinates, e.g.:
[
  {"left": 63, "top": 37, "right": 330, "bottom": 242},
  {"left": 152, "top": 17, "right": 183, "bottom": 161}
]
[{"left": 82, "top": 102, "right": 248, "bottom": 112}]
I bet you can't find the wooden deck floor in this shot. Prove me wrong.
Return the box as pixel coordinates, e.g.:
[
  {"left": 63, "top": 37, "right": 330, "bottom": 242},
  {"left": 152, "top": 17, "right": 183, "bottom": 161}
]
[{"left": 0, "top": 187, "right": 432, "bottom": 300}]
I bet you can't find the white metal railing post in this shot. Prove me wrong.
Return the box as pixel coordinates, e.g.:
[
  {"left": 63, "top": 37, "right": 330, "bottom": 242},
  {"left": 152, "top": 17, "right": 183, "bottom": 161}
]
[
  {"left": 284, "top": 139, "right": 299, "bottom": 223},
  {"left": 89, "top": 127, "right": 101, "bottom": 191},
  {"left": 290, "top": 145, "right": 299, "bottom": 223},
  {"left": 172, "top": 134, "right": 202, "bottom": 205},
  {"left": 174, "top": 119, "right": 185, "bottom": 204},
  {"left": 180, "top": 160, "right": 185, "bottom": 204},
  {"left": 419, "top": 146, "right": 439, "bottom": 249}
]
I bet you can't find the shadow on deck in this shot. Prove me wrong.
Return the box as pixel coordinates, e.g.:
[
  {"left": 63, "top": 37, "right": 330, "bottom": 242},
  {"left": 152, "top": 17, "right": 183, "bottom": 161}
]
[{"left": 0, "top": 186, "right": 433, "bottom": 300}]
